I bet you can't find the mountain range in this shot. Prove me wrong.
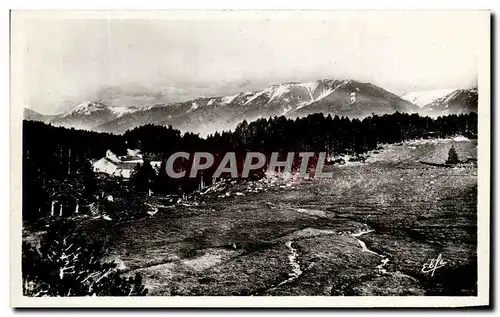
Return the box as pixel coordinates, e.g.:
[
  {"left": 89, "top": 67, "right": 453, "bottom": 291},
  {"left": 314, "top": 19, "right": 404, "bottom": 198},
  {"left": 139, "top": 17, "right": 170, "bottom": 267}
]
[
  {"left": 24, "top": 79, "right": 478, "bottom": 136},
  {"left": 401, "top": 88, "right": 478, "bottom": 114}
]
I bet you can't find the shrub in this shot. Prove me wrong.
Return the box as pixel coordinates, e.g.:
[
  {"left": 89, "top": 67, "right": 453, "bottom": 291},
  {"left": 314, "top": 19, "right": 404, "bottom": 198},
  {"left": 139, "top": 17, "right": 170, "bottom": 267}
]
[
  {"left": 446, "top": 145, "right": 460, "bottom": 165},
  {"left": 22, "top": 219, "right": 148, "bottom": 297}
]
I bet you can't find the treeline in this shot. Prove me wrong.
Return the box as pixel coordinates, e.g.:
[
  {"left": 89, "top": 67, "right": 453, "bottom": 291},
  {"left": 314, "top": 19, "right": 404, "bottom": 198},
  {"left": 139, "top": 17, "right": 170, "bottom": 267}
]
[
  {"left": 131, "top": 112, "right": 477, "bottom": 195},
  {"left": 23, "top": 122, "right": 126, "bottom": 222},
  {"left": 208, "top": 112, "right": 477, "bottom": 154},
  {"left": 125, "top": 112, "right": 477, "bottom": 156},
  {"left": 23, "top": 112, "right": 477, "bottom": 222}
]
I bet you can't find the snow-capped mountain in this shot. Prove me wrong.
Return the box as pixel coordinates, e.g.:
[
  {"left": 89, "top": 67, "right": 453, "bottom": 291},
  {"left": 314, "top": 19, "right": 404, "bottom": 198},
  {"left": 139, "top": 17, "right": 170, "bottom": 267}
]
[
  {"left": 401, "top": 88, "right": 478, "bottom": 114},
  {"left": 62, "top": 101, "right": 109, "bottom": 117},
  {"left": 44, "top": 102, "right": 152, "bottom": 131},
  {"left": 425, "top": 88, "right": 478, "bottom": 113},
  {"left": 401, "top": 89, "right": 458, "bottom": 107},
  {"left": 25, "top": 79, "right": 419, "bottom": 135},
  {"left": 95, "top": 79, "right": 417, "bottom": 135}
]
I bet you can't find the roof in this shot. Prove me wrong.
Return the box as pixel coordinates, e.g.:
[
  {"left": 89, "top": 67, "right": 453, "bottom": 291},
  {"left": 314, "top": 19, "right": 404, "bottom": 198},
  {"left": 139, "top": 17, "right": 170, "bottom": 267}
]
[
  {"left": 118, "top": 155, "right": 143, "bottom": 162},
  {"left": 93, "top": 157, "right": 118, "bottom": 174}
]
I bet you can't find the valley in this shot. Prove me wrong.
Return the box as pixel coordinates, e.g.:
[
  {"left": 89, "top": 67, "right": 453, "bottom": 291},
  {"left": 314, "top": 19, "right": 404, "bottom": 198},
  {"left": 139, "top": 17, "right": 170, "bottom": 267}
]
[{"left": 72, "top": 138, "right": 478, "bottom": 296}]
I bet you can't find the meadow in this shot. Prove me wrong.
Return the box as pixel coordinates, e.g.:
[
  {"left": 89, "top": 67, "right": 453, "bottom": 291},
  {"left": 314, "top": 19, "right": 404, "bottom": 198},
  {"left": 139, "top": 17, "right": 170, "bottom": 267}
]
[{"left": 62, "top": 138, "right": 480, "bottom": 296}]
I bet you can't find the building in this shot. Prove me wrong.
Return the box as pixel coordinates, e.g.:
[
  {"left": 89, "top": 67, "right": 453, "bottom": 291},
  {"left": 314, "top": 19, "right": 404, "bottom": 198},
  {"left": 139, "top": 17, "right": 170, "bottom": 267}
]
[
  {"left": 92, "top": 149, "right": 143, "bottom": 179},
  {"left": 92, "top": 149, "right": 162, "bottom": 179}
]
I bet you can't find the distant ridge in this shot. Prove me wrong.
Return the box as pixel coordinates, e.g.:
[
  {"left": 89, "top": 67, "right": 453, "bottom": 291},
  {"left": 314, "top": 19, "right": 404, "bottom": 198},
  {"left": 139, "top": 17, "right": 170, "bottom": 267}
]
[{"left": 24, "top": 79, "right": 477, "bottom": 136}]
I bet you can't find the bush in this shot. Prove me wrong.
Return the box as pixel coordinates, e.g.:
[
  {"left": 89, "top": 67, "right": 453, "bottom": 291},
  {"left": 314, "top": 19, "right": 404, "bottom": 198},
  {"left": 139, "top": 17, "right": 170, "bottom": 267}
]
[
  {"left": 446, "top": 145, "right": 460, "bottom": 165},
  {"left": 22, "top": 219, "right": 148, "bottom": 297}
]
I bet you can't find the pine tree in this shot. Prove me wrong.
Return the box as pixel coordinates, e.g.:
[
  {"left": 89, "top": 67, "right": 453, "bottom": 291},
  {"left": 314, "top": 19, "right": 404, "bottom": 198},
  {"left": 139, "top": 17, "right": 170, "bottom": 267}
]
[
  {"left": 446, "top": 145, "right": 460, "bottom": 164},
  {"left": 130, "top": 161, "right": 157, "bottom": 194},
  {"left": 155, "top": 160, "right": 173, "bottom": 194},
  {"left": 22, "top": 219, "right": 148, "bottom": 297}
]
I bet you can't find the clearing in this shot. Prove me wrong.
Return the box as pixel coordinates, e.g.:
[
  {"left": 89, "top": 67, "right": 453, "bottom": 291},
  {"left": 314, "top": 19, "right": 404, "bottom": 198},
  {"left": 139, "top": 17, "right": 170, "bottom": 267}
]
[{"left": 72, "top": 138, "right": 480, "bottom": 296}]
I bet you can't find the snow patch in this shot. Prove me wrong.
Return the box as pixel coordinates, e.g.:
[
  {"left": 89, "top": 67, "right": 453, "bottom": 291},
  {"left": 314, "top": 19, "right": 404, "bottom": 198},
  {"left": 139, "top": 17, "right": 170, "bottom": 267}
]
[
  {"left": 284, "top": 241, "right": 302, "bottom": 279},
  {"left": 351, "top": 229, "right": 379, "bottom": 255},
  {"left": 64, "top": 102, "right": 152, "bottom": 118},
  {"left": 243, "top": 88, "right": 272, "bottom": 105},
  {"left": 187, "top": 102, "right": 199, "bottom": 113},
  {"left": 452, "top": 135, "right": 470, "bottom": 142},
  {"left": 441, "top": 89, "right": 476, "bottom": 104},
  {"left": 64, "top": 102, "right": 107, "bottom": 117},
  {"left": 298, "top": 82, "right": 320, "bottom": 92},
  {"left": 349, "top": 92, "right": 357, "bottom": 104},
  {"left": 295, "top": 101, "right": 310, "bottom": 110},
  {"left": 316, "top": 87, "right": 335, "bottom": 101},
  {"left": 406, "top": 136, "right": 470, "bottom": 146},
  {"left": 282, "top": 105, "right": 293, "bottom": 115},
  {"left": 221, "top": 93, "right": 240, "bottom": 104},
  {"left": 293, "top": 85, "right": 337, "bottom": 111},
  {"left": 298, "top": 82, "right": 319, "bottom": 100},
  {"left": 268, "top": 84, "right": 292, "bottom": 103},
  {"left": 401, "top": 89, "right": 457, "bottom": 107},
  {"left": 110, "top": 107, "right": 141, "bottom": 118}
]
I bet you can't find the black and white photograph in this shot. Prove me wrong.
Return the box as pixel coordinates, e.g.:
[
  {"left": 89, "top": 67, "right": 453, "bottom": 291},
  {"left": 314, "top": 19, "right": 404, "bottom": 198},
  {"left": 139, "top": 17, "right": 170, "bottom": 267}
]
[{"left": 10, "top": 10, "right": 490, "bottom": 307}]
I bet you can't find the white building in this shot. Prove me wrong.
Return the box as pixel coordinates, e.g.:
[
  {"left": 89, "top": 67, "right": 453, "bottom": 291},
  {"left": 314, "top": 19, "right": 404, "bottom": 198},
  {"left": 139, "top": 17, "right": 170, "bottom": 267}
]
[
  {"left": 92, "top": 149, "right": 143, "bottom": 179},
  {"left": 92, "top": 149, "right": 162, "bottom": 179}
]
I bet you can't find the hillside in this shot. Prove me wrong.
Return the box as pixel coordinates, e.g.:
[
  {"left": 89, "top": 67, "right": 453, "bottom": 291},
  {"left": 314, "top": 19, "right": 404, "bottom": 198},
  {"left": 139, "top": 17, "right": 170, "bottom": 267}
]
[
  {"left": 27, "top": 83, "right": 478, "bottom": 136},
  {"left": 401, "top": 89, "right": 457, "bottom": 107},
  {"left": 23, "top": 108, "right": 50, "bottom": 122},
  {"left": 25, "top": 79, "right": 418, "bottom": 135},
  {"left": 401, "top": 88, "right": 478, "bottom": 115},
  {"left": 46, "top": 102, "right": 156, "bottom": 131},
  {"left": 424, "top": 89, "right": 478, "bottom": 114},
  {"left": 96, "top": 79, "right": 417, "bottom": 135},
  {"left": 70, "top": 137, "right": 477, "bottom": 296}
]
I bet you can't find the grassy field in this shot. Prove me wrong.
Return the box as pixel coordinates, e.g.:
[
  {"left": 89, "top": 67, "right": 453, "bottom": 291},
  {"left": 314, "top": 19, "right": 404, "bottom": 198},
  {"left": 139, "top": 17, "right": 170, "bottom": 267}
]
[{"left": 81, "top": 138, "right": 478, "bottom": 296}]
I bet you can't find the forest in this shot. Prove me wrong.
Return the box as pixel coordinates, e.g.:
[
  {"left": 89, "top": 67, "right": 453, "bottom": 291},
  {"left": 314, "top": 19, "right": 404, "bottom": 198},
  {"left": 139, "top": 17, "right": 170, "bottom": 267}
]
[{"left": 22, "top": 111, "right": 478, "bottom": 223}]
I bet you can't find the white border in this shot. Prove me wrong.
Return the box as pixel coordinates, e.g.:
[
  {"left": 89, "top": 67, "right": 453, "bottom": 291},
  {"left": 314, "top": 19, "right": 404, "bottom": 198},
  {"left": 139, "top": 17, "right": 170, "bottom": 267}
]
[{"left": 8, "top": 9, "right": 491, "bottom": 308}]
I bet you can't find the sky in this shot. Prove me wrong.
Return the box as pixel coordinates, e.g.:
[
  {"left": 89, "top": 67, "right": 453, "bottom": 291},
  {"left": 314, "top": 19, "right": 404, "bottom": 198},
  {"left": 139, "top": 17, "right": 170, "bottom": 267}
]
[{"left": 18, "top": 11, "right": 483, "bottom": 114}]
